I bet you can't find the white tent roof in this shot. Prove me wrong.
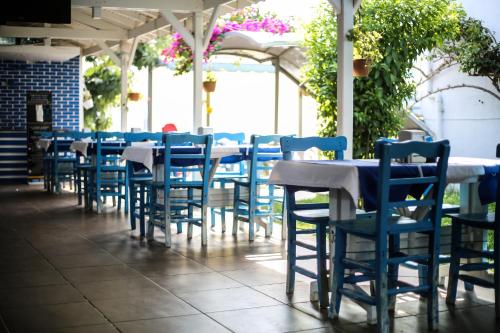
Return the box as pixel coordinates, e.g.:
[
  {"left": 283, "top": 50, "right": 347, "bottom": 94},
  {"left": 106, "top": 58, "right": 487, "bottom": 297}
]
[
  {"left": 0, "top": 0, "right": 258, "bottom": 61},
  {"left": 215, "top": 31, "right": 307, "bottom": 85}
]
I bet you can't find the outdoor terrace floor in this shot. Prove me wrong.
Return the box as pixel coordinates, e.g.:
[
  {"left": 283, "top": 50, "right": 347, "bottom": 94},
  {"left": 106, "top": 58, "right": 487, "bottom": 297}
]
[{"left": 0, "top": 184, "right": 498, "bottom": 333}]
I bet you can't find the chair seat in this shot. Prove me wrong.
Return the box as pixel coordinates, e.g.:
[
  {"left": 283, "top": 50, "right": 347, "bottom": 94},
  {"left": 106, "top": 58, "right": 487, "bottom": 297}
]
[
  {"left": 55, "top": 156, "right": 77, "bottom": 162},
  {"left": 129, "top": 174, "right": 153, "bottom": 183},
  {"left": 446, "top": 212, "right": 496, "bottom": 229},
  {"left": 153, "top": 180, "right": 204, "bottom": 188},
  {"left": 76, "top": 163, "right": 91, "bottom": 169},
  {"left": 213, "top": 174, "right": 247, "bottom": 181},
  {"left": 233, "top": 178, "right": 269, "bottom": 186},
  {"left": 442, "top": 203, "right": 460, "bottom": 214},
  {"left": 333, "top": 215, "right": 433, "bottom": 238},
  {"left": 293, "top": 208, "right": 371, "bottom": 223}
]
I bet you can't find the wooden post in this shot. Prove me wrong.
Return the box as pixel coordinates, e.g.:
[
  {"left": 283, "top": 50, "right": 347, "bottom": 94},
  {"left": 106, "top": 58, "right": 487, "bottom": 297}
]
[
  {"left": 193, "top": 11, "right": 204, "bottom": 133},
  {"left": 336, "top": 0, "right": 354, "bottom": 159},
  {"left": 147, "top": 66, "right": 153, "bottom": 131},
  {"left": 273, "top": 58, "right": 280, "bottom": 134}
]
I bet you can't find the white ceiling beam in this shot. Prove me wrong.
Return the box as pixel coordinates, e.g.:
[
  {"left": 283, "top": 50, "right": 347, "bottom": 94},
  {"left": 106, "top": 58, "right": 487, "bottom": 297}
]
[
  {"left": 0, "top": 25, "right": 127, "bottom": 40},
  {"left": 71, "top": 0, "right": 203, "bottom": 12},
  {"left": 72, "top": 9, "right": 127, "bottom": 31},
  {"left": 127, "top": 37, "right": 139, "bottom": 68},
  {"left": 328, "top": 0, "right": 341, "bottom": 13},
  {"left": 95, "top": 40, "right": 121, "bottom": 65},
  {"left": 128, "top": 16, "right": 169, "bottom": 39},
  {"left": 203, "top": 5, "right": 222, "bottom": 50},
  {"left": 160, "top": 10, "right": 194, "bottom": 49},
  {"left": 83, "top": 41, "right": 119, "bottom": 55}
]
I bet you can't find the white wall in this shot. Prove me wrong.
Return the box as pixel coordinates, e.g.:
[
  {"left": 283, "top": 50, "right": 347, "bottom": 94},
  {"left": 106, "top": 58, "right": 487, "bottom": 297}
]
[{"left": 417, "top": 0, "right": 500, "bottom": 158}]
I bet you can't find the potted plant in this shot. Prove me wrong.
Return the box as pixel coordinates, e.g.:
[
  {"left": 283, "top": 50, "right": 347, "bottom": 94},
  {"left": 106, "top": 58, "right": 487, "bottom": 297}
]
[
  {"left": 348, "top": 28, "right": 382, "bottom": 77},
  {"left": 127, "top": 92, "right": 141, "bottom": 101},
  {"left": 203, "top": 71, "right": 217, "bottom": 93}
]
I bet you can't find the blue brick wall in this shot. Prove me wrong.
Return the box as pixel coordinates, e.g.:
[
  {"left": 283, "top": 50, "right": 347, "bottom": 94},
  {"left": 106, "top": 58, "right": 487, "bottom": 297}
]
[{"left": 0, "top": 57, "right": 80, "bottom": 131}]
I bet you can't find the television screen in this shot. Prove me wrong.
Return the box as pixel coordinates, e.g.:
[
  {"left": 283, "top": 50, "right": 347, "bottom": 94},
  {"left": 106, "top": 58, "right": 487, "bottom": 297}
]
[{"left": 0, "top": 0, "right": 71, "bottom": 24}]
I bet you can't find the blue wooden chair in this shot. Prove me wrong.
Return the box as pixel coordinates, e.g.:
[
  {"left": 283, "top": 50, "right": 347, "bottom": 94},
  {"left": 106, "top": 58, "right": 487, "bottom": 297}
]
[
  {"left": 329, "top": 140, "right": 450, "bottom": 333},
  {"left": 281, "top": 135, "right": 347, "bottom": 308},
  {"left": 148, "top": 133, "right": 213, "bottom": 247},
  {"left": 70, "top": 131, "right": 96, "bottom": 206},
  {"left": 40, "top": 131, "right": 53, "bottom": 191},
  {"left": 124, "top": 132, "right": 163, "bottom": 237},
  {"left": 89, "top": 132, "right": 127, "bottom": 213},
  {"left": 446, "top": 143, "right": 500, "bottom": 318},
  {"left": 378, "top": 137, "right": 460, "bottom": 288},
  {"left": 210, "top": 132, "right": 246, "bottom": 232},
  {"left": 232, "top": 134, "right": 284, "bottom": 241},
  {"left": 51, "top": 131, "right": 78, "bottom": 194}
]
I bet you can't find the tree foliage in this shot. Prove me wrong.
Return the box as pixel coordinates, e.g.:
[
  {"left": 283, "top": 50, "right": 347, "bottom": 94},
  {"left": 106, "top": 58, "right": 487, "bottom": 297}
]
[
  {"left": 439, "top": 17, "right": 500, "bottom": 93},
  {"left": 133, "top": 36, "right": 171, "bottom": 70},
  {"left": 304, "top": 0, "right": 464, "bottom": 158},
  {"left": 83, "top": 56, "right": 121, "bottom": 131}
]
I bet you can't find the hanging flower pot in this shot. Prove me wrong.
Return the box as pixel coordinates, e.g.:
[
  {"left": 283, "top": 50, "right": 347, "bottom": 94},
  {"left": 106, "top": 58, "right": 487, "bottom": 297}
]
[
  {"left": 203, "top": 81, "right": 216, "bottom": 93},
  {"left": 127, "top": 92, "right": 141, "bottom": 101},
  {"left": 353, "top": 59, "right": 370, "bottom": 77}
]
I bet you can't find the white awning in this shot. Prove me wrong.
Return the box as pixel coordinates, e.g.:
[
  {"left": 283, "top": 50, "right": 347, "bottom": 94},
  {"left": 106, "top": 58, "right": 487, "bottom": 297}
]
[{"left": 216, "top": 31, "right": 307, "bottom": 85}]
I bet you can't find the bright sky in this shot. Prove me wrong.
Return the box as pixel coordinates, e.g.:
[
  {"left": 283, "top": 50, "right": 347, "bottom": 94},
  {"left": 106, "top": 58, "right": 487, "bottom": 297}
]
[{"left": 256, "top": 0, "right": 322, "bottom": 28}]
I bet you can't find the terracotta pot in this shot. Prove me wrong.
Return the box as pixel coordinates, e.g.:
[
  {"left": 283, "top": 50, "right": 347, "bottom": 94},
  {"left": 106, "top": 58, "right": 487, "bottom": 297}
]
[
  {"left": 203, "top": 81, "right": 216, "bottom": 93},
  {"left": 353, "top": 58, "right": 370, "bottom": 77},
  {"left": 127, "top": 92, "right": 141, "bottom": 101}
]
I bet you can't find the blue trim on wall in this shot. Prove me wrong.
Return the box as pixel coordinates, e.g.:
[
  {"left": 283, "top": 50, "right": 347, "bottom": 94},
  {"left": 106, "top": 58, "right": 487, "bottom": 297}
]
[{"left": 0, "top": 57, "right": 80, "bottom": 131}]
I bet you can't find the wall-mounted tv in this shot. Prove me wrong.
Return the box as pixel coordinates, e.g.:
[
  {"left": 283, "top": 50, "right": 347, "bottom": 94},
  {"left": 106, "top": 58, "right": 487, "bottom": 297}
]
[{"left": 0, "top": 0, "right": 71, "bottom": 24}]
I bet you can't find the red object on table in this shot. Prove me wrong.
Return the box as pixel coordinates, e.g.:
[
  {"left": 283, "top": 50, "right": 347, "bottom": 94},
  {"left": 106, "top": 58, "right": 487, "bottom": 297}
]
[{"left": 162, "top": 123, "right": 178, "bottom": 132}]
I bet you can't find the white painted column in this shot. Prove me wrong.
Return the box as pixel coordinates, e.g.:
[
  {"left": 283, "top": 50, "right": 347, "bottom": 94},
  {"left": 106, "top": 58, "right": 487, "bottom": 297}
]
[
  {"left": 336, "top": 0, "right": 354, "bottom": 159},
  {"left": 298, "top": 88, "right": 303, "bottom": 137},
  {"left": 147, "top": 66, "right": 153, "bottom": 131},
  {"left": 192, "top": 11, "right": 204, "bottom": 133},
  {"left": 120, "top": 52, "right": 129, "bottom": 132},
  {"left": 78, "top": 54, "right": 84, "bottom": 130},
  {"left": 273, "top": 58, "right": 280, "bottom": 134}
]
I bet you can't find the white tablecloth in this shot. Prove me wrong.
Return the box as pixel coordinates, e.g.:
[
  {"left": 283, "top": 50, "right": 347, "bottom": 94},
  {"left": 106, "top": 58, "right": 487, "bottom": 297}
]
[
  {"left": 69, "top": 141, "right": 89, "bottom": 157},
  {"left": 37, "top": 139, "right": 52, "bottom": 152},
  {"left": 269, "top": 157, "right": 500, "bottom": 204},
  {"left": 121, "top": 145, "right": 241, "bottom": 172}
]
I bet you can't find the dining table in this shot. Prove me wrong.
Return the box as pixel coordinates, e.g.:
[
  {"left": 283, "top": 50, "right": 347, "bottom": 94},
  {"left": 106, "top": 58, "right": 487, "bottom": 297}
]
[{"left": 268, "top": 156, "right": 500, "bottom": 321}]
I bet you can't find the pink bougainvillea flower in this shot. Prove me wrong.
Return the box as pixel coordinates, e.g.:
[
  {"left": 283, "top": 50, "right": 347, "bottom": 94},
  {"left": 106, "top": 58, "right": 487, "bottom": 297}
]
[{"left": 162, "top": 6, "right": 294, "bottom": 75}]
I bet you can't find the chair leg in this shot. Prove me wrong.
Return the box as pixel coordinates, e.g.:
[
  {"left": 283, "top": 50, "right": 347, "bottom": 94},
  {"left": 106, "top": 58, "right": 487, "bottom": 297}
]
[
  {"left": 388, "top": 234, "right": 400, "bottom": 311},
  {"left": 76, "top": 170, "right": 82, "bottom": 205},
  {"left": 494, "top": 226, "right": 500, "bottom": 319},
  {"left": 211, "top": 207, "right": 216, "bottom": 228},
  {"left": 317, "top": 222, "right": 328, "bottom": 308},
  {"left": 286, "top": 214, "right": 296, "bottom": 294},
  {"left": 329, "top": 228, "right": 346, "bottom": 319},
  {"left": 201, "top": 203, "right": 208, "bottom": 246},
  {"left": 139, "top": 185, "right": 146, "bottom": 237},
  {"left": 375, "top": 237, "right": 389, "bottom": 333},
  {"left": 124, "top": 171, "right": 129, "bottom": 214},
  {"left": 221, "top": 207, "right": 226, "bottom": 233},
  {"left": 147, "top": 186, "right": 156, "bottom": 241},
  {"left": 164, "top": 189, "right": 172, "bottom": 248},
  {"left": 129, "top": 184, "right": 136, "bottom": 231},
  {"left": 446, "top": 221, "right": 462, "bottom": 305},
  {"left": 427, "top": 228, "right": 440, "bottom": 330},
  {"left": 232, "top": 185, "right": 240, "bottom": 236}
]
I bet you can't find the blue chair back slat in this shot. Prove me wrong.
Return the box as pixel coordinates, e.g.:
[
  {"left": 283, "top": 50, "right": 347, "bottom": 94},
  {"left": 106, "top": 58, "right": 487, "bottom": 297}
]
[
  {"left": 124, "top": 132, "right": 163, "bottom": 144},
  {"left": 162, "top": 134, "right": 213, "bottom": 189},
  {"left": 214, "top": 132, "right": 245, "bottom": 144},
  {"left": 281, "top": 136, "right": 347, "bottom": 161},
  {"left": 375, "top": 140, "right": 450, "bottom": 231},
  {"left": 279, "top": 135, "right": 348, "bottom": 308}
]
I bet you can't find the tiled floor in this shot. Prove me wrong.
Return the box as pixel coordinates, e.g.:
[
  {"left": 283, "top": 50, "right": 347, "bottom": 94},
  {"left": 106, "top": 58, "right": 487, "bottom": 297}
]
[{"left": 0, "top": 184, "right": 497, "bottom": 333}]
